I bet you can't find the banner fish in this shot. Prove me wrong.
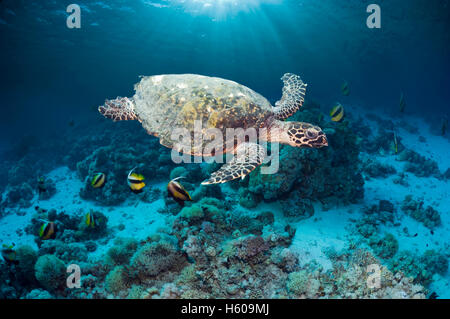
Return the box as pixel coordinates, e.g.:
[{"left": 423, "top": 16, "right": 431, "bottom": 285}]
[
  {"left": 330, "top": 103, "right": 345, "bottom": 122},
  {"left": 393, "top": 131, "right": 398, "bottom": 154},
  {"left": 91, "top": 173, "right": 106, "bottom": 188},
  {"left": 341, "top": 81, "right": 350, "bottom": 96},
  {"left": 85, "top": 211, "right": 95, "bottom": 228},
  {"left": 39, "top": 222, "right": 57, "bottom": 240},
  {"left": 1, "top": 243, "right": 18, "bottom": 265},
  {"left": 167, "top": 177, "right": 192, "bottom": 207},
  {"left": 399, "top": 92, "right": 406, "bottom": 113},
  {"left": 128, "top": 168, "right": 146, "bottom": 194}
]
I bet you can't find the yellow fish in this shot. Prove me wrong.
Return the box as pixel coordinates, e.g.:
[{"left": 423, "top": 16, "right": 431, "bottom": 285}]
[
  {"left": 128, "top": 168, "right": 146, "bottom": 194},
  {"left": 39, "top": 222, "right": 57, "bottom": 240},
  {"left": 330, "top": 103, "right": 345, "bottom": 122},
  {"left": 85, "top": 211, "right": 95, "bottom": 228},
  {"left": 341, "top": 81, "right": 350, "bottom": 96},
  {"left": 1, "top": 243, "right": 18, "bottom": 265},
  {"left": 393, "top": 131, "right": 398, "bottom": 154},
  {"left": 91, "top": 173, "right": 106, "bottom": 188},
  {"left": 167, "top": 177, "right": 192, "bottom": 207}
]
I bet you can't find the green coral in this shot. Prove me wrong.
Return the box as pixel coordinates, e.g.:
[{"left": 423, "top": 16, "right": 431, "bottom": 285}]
[
  {"left": 127, "top": 285, "right": 146, "bottom": 299},
  {"left": 176, "top": 264, "right": 199, "bottom": 285},
  {"left": 369, "top": 233, "right": 398, "bottom": 259},
  {"left": 238, "top": 187, "right": 260, "bottom": 209},
  {"left": 106, "top": 237, "right": 139, "bottom": 265},
  {"left": 287, "top": 270, "right": 319, "bottom": 297},
  {"left": 401, "top": 196, "right": 441, "bottom": 229},
  {"left": 15, "top": 245, "right": 38, "bottom": 283},
  {"left": 34, "top": 254, "right": 66, "bottom": 292},
  {"left": 177, "top": 197, "right": 225, "bottom": 225},
  {"left": 389, "top": 249, "right": 449, "bottom": 286},
  {"left": 105, "top": 265, "right": 133, "bottom": 295},
  {"left": 179, "top": 204, "right": 204, "bottom": 221},
  {"left": 130, "top": 240, "right": 186, "bottom": 279},
  {"left": 169, "top": 166, "right": 188, "bottom": 180}
]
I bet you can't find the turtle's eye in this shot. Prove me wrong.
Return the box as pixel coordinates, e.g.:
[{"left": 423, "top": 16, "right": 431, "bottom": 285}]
[{"left": 305, "top": 128, "right": 318, "bottom": 139}]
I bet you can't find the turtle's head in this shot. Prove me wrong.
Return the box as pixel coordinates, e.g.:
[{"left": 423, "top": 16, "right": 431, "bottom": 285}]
[{"left": 279, "top": 121, "right": 328, "bottom": 148}]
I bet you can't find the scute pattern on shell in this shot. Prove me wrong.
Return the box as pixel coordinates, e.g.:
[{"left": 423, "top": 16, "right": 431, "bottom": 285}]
[{"left": 132, "top": 74, "right": 274, "bottom": 155}]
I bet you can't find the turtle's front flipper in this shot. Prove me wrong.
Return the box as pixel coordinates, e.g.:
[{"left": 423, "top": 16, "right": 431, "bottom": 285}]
[
  {"left": 201, "top": 143, "right": 265, "bottom": 185},
  {"left": 98, "top": 97, "right": 138, "bottom": 122},
  {"left": 273, "top": 73, "right": 307, "bottom": 120}
]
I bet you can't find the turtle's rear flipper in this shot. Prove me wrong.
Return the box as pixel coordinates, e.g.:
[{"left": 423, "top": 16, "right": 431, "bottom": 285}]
[
  {"left": 98, "top": 97, "right": 138, "bottom": 122},
  {"left": 273, "top": 73, "right": 307, "bottom": 120},
  {"left": 201, "top": 143, "right": 265, "bottom": 185}
]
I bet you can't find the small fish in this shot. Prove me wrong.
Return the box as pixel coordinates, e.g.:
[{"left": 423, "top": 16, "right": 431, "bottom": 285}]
[
  {"left": 1, "top": 243, "right": 18, "bottom": 265},
  {"left": 441, "top": 118, "right": 448, "bottom": 136},
  {"left": 341, "top": 81, "right": 350, "bottom": 96},
  {"left": 127, "top": 167, "right": 146, "bottom": 194},
  {"left": 413, "top": 233, "right": 418, "bottom": 237},
  {"left": 37, "top": 176, "right": 47, "bottom": 194},
  {"left": 68, "top": 119, "right": 75, "bottom": 127},
  {"left": 330, "top": 103, "right": 344, "bottom": 122},
  {"left": 393, "top": 131, "right": 398, "bottom": 154},
  {"left": 430, "top": 230, "right": 434, "bottom": 235},
  {"left": 85, "top": 211, "right": 95, "bottom": 228},
  {"left": 167, "top": 177, "right": 192, "bottom": 207},
  {"left": 91, "top": 172, "right": 106, "bottom": 188},
  {"left": 399, "top": 92, "right": 406, "bottom": 113},
  {"left": 39, "top": 221, "right": 57, "bottom": 240}
]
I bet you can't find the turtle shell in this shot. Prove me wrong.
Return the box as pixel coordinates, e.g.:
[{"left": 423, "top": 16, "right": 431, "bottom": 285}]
[{"left": 132, "top": 74, "right": 274, "bottom": 155}]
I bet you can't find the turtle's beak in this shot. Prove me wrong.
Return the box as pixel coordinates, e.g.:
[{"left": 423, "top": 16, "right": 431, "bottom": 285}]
[
  {"left": 322, "top": 135, "right": 328, "bottom": 147},
  {"left": 316, "top": 133, "right": 328, "bottom": 147}
]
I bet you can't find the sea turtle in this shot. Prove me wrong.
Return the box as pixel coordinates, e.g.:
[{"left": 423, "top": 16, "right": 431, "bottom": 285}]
[{"left": 98, "top": 73, "right": 328, "bottom": 185}]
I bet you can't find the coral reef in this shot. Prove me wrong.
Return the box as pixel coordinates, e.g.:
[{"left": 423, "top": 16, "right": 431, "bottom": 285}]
[
  {"left": 3, "top": 183, "right": 34, "bottom": 208},
  {"left": 34, "top": 255, "right": 66, "bottom": 292},
  {"left": 362, "top": 160, "right": 396, "bottom": 179},
  {"left": 397, "top": 149, "right": 441, "bottom": 178},
  {"left": 281, "top": 196, "right": 314, "bottom": 219},
  {"left": 0, "top": 191, "right": 431, "bottom": 300},
  {"left": 285, "top": 249, "right": 425, "bottom": 298},
  {"left": 25, "top": 207, "right": 110, "bottom": 247},
  {"left": 401, "top": 195, "right": 441, "bottom": 229},
  {"left": 368, "top": 233, "right": 399, "bottom": 259},
  {"left": 130, "top": 240, "right": 187, "bottom": 280},
  {"left": 14, "top": 245, "right": 38, "bottom": 284},
  {"left": 105, "top": 265, "right": 133, "bottom": 296},
  {"left": 76, "top": 126, "right": 178, "bottom": 206},
  {"left": 106, "top": 237, "right": 139, "bottom": 266},
  {"left": 389, "top": 250, "right": 449, "bottom": 286},
  {"left": 0, "top": 99, "right": 446, "bottom": 300}
]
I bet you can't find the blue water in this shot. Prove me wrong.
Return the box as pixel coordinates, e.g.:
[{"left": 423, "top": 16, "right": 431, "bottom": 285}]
[{"left": 0, "top": 0, "right": 449, "bottom": 299}]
